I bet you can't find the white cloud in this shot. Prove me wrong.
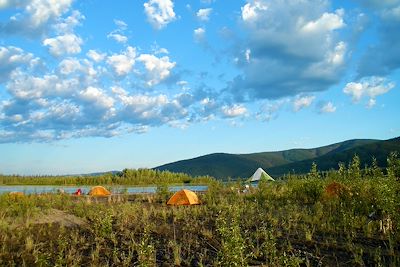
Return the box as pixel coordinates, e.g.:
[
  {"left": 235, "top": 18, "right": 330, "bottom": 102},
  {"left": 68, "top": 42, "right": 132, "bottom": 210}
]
[
  {"left": 241, "top": 0, "right": 267, "bottom": 22},
  {"left": 137, "top": 54, "right": 176, "bottom": 86},
  {"left": 25, "top": 0, "right": 73, "bottom": 28},
  {"left": 0, "top": 46, "right": 37, "bottom": 82},
  {"left": 79, "top": 86, "right": 114, "bottom": 110},
  {"left": 301, "top": 9, "right": 345, "bottom": 33},
  {"left": 343, "top": 76, "right": 395, "bottom": 106},
  {"left": 43, "top": 34, "right": 83, "bottom": 57},
  {"left": 144, "top": 0, "right": 176, "bottom": 30},
  {"left": 86, "top": 50, "right": 106, "bottom": 62},
  {"left": 256, "top": 99, "right": 287, "bottom": 121},
  {"left": 107, "top": 33, "right": 128, "bottom": 44},
  {"left": 107, "top": 19, "right": 129, "bottom": 44},
  {"left": 222, "top": 104, "right": 247, "bottom": 117},
  {"left": 114, "top": 19, "right": 128, "bottom": 30},
  {"left": 7, "top": 71, "right": 78, "bottom": 100},
  {"left": 320, "top": 101, "right": 336, "bottom": 113},
  {"left": 367, "top": 98, "right": 376, "bottom": 108},
  {"left": 0, "top": 0, "right": 74, "bottom": 36},
  {"left": 107, "top": 46, "right": 137, "bottom": 76},
  {"left": 197, "top": 8, "right": 212, "bottom": 21},
  {"left": 231, "top": 0, "right": 348, "bottom": 101},
  {"left": 194, "top": 27, "right": 205, "bottom": 42},
  {"left": 293, "top": 95, "right": 315, "bottom": 112},
  {"left": 58, "top": 58, "right": 81, "bottom": 75},
  {"left": 245, "top": 49, "right": 251, "bottom": 63},
  {"left": 53, "top": 10, "right": 84, "bottom": 34}
]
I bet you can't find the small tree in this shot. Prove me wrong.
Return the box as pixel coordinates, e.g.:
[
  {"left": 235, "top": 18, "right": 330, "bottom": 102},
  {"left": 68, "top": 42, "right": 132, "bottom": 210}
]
[
  {"left": 308, "top": 162, "right": 320, "bottom": 179},
  {"left": 371, "top": 157, "right": 383, "bottom": 178},
  {"left": 338, "top": 162, "right": 346, "bottom": 179},
  {"left": 387, "top": 151, "right": 400, "bottom": 180},
  {"left": 348, "top": 154, "right": 361, "bottom": 179}
]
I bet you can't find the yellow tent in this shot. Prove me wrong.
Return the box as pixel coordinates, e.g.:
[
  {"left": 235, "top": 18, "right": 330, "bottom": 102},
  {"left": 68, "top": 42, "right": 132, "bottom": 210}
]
[
  {"left": 167, "top": 189, "right": 200, "bottom": 205},
  {"left": 88, "top": 186, "right": 111, "bottom": 196}
]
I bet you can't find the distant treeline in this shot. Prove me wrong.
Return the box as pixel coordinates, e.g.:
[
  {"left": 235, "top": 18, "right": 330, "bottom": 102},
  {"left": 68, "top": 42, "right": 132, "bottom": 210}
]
[{"left": 0, "top": 168, "right": 214, "bottom": 186}]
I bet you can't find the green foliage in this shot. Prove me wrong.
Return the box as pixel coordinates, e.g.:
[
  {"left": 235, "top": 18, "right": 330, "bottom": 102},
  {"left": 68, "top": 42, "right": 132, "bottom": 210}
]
[
  {"left": 371, "top": 156, "right": 383, "bottom": 178},
  {"left": 387, "top": 151, "right": 400, "bottom": 179},
  {"left": 155, "top": 184, "right": 170, "bottom": 203},
  {"left": 137, "top": 227, "right": 155, "bottom": 267},
  {"left": 216, "top": 205, "right": 247, "bottom": 266},
  {"left": 289, "top": 177, "right": 324, "bottom": 204},
  {"left": 0, "top": 168, "right": 214, "bottom": 186},
  {"left": 308, "top": 161, "right": 320, "bottom": 179},
  {"left": 349, "top": 154, "right": 361, "bottom": 179}
]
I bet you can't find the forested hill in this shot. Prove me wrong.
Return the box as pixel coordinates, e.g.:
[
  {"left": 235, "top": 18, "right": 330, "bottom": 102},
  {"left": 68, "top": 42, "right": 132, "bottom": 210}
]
[{"left": 155, "top": 137, "right": 400, "bottom": 179}]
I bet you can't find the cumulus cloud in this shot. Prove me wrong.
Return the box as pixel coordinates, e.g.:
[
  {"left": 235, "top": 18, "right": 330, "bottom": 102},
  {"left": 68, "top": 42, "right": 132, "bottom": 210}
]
[
  {"left": 197, "top": 8, "right": 212, "bottom": 21},
  {"left": 241, "top": 0, "right": 267, "bottom": 22},
  {"left": 144, "top": 0, "right": 176, "bottom": 30},
  {"left": 230, "top": 0, "right": 347, "bottom": 101},
  {"left": 107, "top": 46, "right": 137, "bottom": 76},
  {"left": 293, "top": 95, "right": 315, "bottom": 112},
  {"left": 343, "top": 76, "right": 395, "bottom": 107},
  {"left": 79, "top": 86, "right": 114, "bottom": 111},
  {"left": 86, "top": 50, "right": 106, "bottom": 62},
  {"left": 193, "top": 27, "right": 205, "bottom": 42},
  {"left": 0, "top": 0, "right": 74, "bottom": 37},
  {"left": 137, "top": 54, "right": 176, "bottom": 86},
  {"left": 0, "top": 46, "right": 38, "bottom": 82},
  {"left": 43, "top": 34, "right": 83, "bottom": 57},
  {"left": 255, "top": 99, "right": 287, "bottom": 121},
  {"left": 7, "top": 70, "right": 78, "bottom": 100},
  {"left": 53, "top": 10, "right": 84, "bottom": 34},
  {"left": 107, "top": 32, "right": 128, "bottom": 44},
  {"left": 221, "top": 104, "right": 247, "bottom": 118},
  {"left": 107, "top": 18, "right": 129, "bottom": 44},
  {"left": 319, "top": 101, "right": 336, "bottom": 113}
]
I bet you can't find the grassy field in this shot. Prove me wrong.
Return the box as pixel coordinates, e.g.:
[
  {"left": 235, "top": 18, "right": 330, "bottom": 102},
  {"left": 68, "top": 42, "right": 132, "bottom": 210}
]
[{"left": 0, "top": 154, "right": 399, "bottom": 266}]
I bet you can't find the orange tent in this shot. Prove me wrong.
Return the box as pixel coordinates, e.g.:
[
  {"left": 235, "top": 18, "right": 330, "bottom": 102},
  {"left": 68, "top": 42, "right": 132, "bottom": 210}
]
[
  {"left": 8, "top": 191, "right": 24, "bottom": 197},
  {"left": 88, "top": 186, "right": 111, "bottom": 196},
  {"left": 167, "top": 189, "right": 200, "bottom": 205}
]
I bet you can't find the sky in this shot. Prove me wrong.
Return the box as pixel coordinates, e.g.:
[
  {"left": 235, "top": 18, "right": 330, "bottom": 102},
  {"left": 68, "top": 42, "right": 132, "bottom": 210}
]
[{"left": 0, "top": 0, "right": 399, "bottom": 175}]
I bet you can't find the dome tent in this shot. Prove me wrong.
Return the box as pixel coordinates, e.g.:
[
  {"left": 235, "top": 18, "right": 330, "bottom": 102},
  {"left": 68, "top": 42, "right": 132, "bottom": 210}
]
[
  {"left": 88, "top": 186, "right": 111, "bottom": 196},
  {"left": 167, "top": 189, "right": 200, "bottom": 205}
]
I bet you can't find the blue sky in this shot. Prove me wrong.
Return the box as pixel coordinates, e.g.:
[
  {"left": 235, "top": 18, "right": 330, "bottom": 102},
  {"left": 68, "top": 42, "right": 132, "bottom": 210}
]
[{"left": 0, "top": 0, "right": 399, "bottom": 175}]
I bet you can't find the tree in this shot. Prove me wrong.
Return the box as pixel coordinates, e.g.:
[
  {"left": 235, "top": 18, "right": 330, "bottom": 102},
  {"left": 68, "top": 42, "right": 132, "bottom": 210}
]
[
  {"left": 308, "top": 162, "right": 320, "bottom": 179},
  {"left": 371, "top": 157, "right": 383, "bottom": 178},
  {"left": 338, "top": 162, "right": 346, "bottom": 179},
  {"left": 387, "top": 152, "right": 400, "bottom": 180},
  {"left": 349, "top": 154, "right": 361, "bottom": 179}
]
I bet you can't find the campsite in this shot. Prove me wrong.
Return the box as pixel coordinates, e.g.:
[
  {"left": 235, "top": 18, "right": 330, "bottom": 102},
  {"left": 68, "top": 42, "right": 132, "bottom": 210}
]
[{"left": 0, "top": 154, "right": 399, "bottom": 266}]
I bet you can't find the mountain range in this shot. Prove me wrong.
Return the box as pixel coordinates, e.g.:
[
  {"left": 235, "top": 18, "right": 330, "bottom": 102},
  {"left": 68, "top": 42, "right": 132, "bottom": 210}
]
[{"left": 155, "top": 137, "right": 400, "bottom": 179}]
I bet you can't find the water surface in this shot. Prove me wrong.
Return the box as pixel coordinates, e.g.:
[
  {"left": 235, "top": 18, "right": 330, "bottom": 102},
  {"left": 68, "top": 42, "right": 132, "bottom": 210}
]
[{"left": 0, "top": 185, "right": 208, "bottom": 195}]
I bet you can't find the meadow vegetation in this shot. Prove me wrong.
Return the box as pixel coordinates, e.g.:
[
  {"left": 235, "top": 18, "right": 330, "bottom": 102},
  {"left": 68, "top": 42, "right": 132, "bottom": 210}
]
[
  {"left": 0, "top": 153, "right": 399, "bottom": 266},
  {"left": 0, "top": 169, "right": 213, "bottom": 186}
]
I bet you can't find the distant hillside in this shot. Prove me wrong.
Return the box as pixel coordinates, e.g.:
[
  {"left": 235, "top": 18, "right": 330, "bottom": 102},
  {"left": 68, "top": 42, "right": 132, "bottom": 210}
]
[{"left": 155, "top": 137, "right": 400, "bottom": 179}]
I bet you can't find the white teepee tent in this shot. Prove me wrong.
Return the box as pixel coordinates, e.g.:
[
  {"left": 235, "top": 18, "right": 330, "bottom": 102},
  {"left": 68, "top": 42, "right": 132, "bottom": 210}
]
[{"left": 249, "top": 168, "right": 274, "bottom": 182}]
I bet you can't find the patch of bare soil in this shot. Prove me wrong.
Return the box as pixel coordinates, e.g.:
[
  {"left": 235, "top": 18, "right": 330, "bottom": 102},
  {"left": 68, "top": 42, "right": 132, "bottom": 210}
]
[{"left": 30, "top": 209, "right": 87, "bottom": 228}]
